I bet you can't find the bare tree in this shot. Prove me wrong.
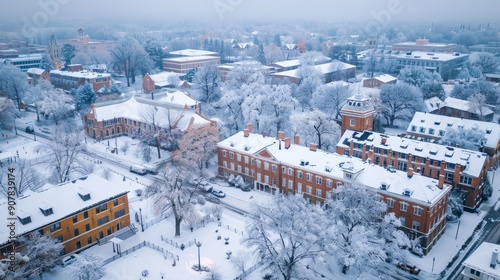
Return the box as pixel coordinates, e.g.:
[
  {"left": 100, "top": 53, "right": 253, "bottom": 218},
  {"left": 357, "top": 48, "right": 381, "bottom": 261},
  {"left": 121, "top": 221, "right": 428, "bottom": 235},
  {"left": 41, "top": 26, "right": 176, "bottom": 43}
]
[
  {"left": 380, "top": 83, "right": 424, "bottom": 126},
  {"left": 15, "top": 232, "right": 64, "bottom": 279},
  {"left": 139, "top": 104, "right": 163, "bottom": 159},
  {"left": 143, "top": 169, "right": 198, "bottom": 237},
  {"left": 120, "top": 140, "right": 130, "bottom": 155},
  {"left": 193, "top": 63, "right": 221, "bottom": 103},
  {"left": 41, "top": 124, "right": 89, "bottom": 183},
  {"left": 110, "top": 37, "right": 153, "bottom": 87},
  {"left": 173, "top": 124, "right": 219, "bottom": 173},
  {"left": 312, "top": 82, "right": 352, "bottom": 120},
  {"left": 231, "top": 250, "right": 252, "bottom": 274}
]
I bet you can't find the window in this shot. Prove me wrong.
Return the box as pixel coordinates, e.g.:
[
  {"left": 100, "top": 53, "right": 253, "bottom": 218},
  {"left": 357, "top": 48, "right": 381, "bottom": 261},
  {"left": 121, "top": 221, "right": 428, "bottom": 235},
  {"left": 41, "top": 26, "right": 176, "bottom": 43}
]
[
  {"left": 95, "top": 203, "right": 108, "bottom": 214},
  {"left": 237, "top": 165, "right": 242, "bottom": 173},
  {"left": 470, "top": 268, "right": 480, "bottom": 276},
  {"left": 288, "top": 180, "right": 293, "bottom": 189},
  {"left": 288, "top": 168, "right": 293, "bottom": 176},
  {"left": 114, "top": 199, "right": 119, "bottom": 207},
  {"left": 97, "top": 216, "right": 109, "bottom": 226},
  {"left": 414, "top": 207, "right": 422, "bottom": 216},
  {"left": 114, "top": 209, "right": 125, "bottom": 219},
  {"left": 18, "top": 216, "right": 31, "bottom": 225},
  {"left": 237, "top": 154, "right": 241, "bottom": 162},
  {"left": 306, "top": 174, "right": 312, "bottom": 182},
  {"left": 316, "top": 176, "right": 322, "bottom": 185},
  {"left": 272, "top": 165, "right": 277, "bottom": 172},
  {"left": 244, "top": 156, "right": 249, "bottom": 164},
  {"left": 411, "top": 125, "right": 417, "bottom": 132},
  {"left": 264, "top": 175, "right": 269, "bottom": 184},
  {"left": 412, "top": 221, "right": 420, "bottom": 231},
  {"left": 72, "top": 215, "right": 78, "bottom": 224},
  {"left": 264, "top": 162, "right": 269, "bottom": 170},
  {"left": 460, "top": 175, "right": 472, "bottom": 185},
  {"left": 419, "top": 127, "right": 425, "bottom": 133},
  {"left": 74, "top": 229, "right": 79, "bottom": 236},
  {"left": 256, "top": 161, "right": 261, "bottom": 168},
  {"left": 230, "top": 163, "right": 235, "bottom": 170},
  {"left": 229, "top": 152, "right": 234, "bottom": 159},
  {"left": 87, "top": 236, "right": 92, "bottom": 244},
  {"left": 445, "top": 173, "right": 454, "bottom": 182},
  {"left": 400, "top": 217, "right": 406, "bottom": 227},
  {"left": 223, "top": 161, "right": 227, "bottom": 168},
  {"left": 306, "top": 186, "right": 312, "bottom": 194},
  {"left": 282, "top": 178, "right": 286, "bottom": 186},
  {"left": 350, "top": 119, "right": 356, "bottom": 127},
  {"left": 76, "top": 241, "right": 81, "bottom": 249},
  {"left": 297, "top": 183, "right": 302, "bottom": 194},
  {"left": 50, "top": 222, "right": 61, "bottom": 232},
  {"left": 297, "top": 171, "right": 303, "bottom": 179},
  {"left": 316, "top": 189, "right": 322, "bottom": 197},
  {"left": 245, "top": 167, "right": 249, "bottom": 175},
  {"left": 257, "top": 173, "right": 261, "bottom": 182},
  {"left": 400, "top": 202, "right": 408, "bottom": 212},
  {"left": 326, "top": 180, "right": 333, "bottom": 188},
  {"left": 428, "top": 128, "right": 435, "bottom": 135},
  {"left": 438, "top": 130, "right": 445, "bottom": 136},
  {"left": 85, "top": 224, "right": 90, "bottom": 231},
  {"left": 387, "top": 199, "right": 394, "bottom": 208},
  {"left": 84, "top": 211, "right": 88, "bottom": 219},
  {"left": 99, "top": 231, "right": 104, "bottom": 239},
  {"left": 251, "top": 159, "right": 255, "bottom": 165}
]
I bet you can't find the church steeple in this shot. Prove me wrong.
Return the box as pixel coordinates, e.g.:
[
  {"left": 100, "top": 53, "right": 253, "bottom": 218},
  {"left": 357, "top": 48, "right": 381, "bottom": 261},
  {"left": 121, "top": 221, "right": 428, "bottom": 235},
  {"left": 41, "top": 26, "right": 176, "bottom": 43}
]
[
  {"left": 340, "top": 94, "right": 376, "bottom": 135},
  {"left": 47, "top": 33, "right": 61, "bottom": 69}
]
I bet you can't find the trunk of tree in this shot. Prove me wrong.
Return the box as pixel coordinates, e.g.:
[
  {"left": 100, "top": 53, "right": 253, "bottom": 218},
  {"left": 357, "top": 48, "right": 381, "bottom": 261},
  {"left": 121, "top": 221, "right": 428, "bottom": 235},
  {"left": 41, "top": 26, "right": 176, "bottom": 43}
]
[
  {"left": 36, "top": 105, "right": 40, "bottom": 122},
  {"left": 175, "top": 217, "right": 182, "bottom": 237}
]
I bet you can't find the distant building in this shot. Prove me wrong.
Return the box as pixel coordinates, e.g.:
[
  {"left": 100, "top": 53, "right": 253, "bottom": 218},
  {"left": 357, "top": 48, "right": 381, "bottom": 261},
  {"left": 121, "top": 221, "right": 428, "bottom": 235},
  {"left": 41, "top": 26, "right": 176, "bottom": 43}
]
[
  {"left": 469, "top": 42, "right": 500, "bottom": 54},
  {"left": 142, "top": 72, "right": 183, "bottom": 93},
  {"left": 168, "top": 49, "right": 219, "bottom": 57},
  {"left": 47, "top": 33, "right": 62, "bottom": 69},
  {"left": 218, "top": 60, "right": 274, "bottom": 81},
  {"left": 60, "top": 28, "right": 113, "bottom": 58},
  {"left": 392, "top": 39, "right": 457, "bottom": 53},
  {"left": 1, "top": 54, "right": 42, "bottom": 72},
  {"left": 362, "top": 74, "right": 397, "bottom": 88},
  {"left": 162, "top": 56, "right": 220, "bottom": 74},
  {"left": 461, "top": 242, "right": 500, "bottom": 280},
  {"left": 407, "top": 112, "right": 500, "bottom": 168},
  {"left": 425, "top": 97, "right": 494, "bottom": 122},
  {"left": 0, "top": 174, "right": 131, "bottom": 256},
  {"left": 268, "top": 59, "right": 301, "bottom": 72},
  {"left": 26, "top": 68, "right": 50, "bottom": 86},
  {"left": 270, "top": 60, "right": 355, "bottom": 84},
  {"left": 50, "top": 64, "right": 112, "bottom": 92},
  {"left": 389, "top": 51, "right": 469, "bottom": 81}
]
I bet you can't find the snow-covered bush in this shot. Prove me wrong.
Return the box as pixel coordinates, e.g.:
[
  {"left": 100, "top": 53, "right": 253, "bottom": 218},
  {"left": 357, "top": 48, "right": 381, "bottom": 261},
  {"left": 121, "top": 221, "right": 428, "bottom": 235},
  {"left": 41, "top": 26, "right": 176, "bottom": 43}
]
[
  {"left": 135, "top": 189, "right": 143, "bottom": 196},
  {"left": 197, "top": 195, "right": 206, "bottom": 205}
]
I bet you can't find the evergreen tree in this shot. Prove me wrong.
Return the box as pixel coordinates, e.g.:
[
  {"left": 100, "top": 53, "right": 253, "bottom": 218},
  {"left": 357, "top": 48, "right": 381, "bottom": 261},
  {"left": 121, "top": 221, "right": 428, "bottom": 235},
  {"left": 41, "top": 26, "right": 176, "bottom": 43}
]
[
  {"left": 257, "top": 44, "right": 266, "bottom": 64},
  {"left": 74, "top": 83, "right": 97, "bottom": 111},
  {"left": 39, "top": 54, "right": 54, "bottom": 71},
  {"left": 274, "top": 34, "right": 282, "bottom": 46}
]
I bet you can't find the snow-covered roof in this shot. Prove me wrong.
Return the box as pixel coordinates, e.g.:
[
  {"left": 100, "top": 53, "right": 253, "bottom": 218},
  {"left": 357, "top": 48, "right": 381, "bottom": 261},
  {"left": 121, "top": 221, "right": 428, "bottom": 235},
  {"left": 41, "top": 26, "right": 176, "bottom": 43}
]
[
  {"left": 407, "top": 112, "right": 500, "bottom": 149},
  {"left": 424, "top": 97, "right": 445, "bottom": 113},
  {"left": 153, "top": 90, "right": 198, "bottom": 108},
  {"left": 163, "top": 55, "right": 220, "bottom": 63},
  {"left": 393, "top": 41, "right": 455, "bottom": 47},
  {"left": 92, "top": 97, "right": 210, "bottom": 131},
  {"left": 271, "top": 59, "right": 301, "bottom": 68},
  {"left": 219, "top": 132, "right": 451, "bottom": 206},
  {"left": 443, "top": 97, "right": 494, "bottom": 116},
  {"left": 373, "top": 74, "right": 397, "bottom": 83},
  {"left": 0, "top": 174, "right": 129, "bottom": 245},
  {"left": 390, "top": 51, "right": 468, "bottom": 62},
  {"left": 50, "top": 69, "right": 111, "bottom": 79},
  {"left": 147, "top": 72, "right": 181, "bottom": 87},
  {"left": 338, "top": 130, "right": 488, "bottom": 178},
  {"left": 271, "top": 61, "right": 355, "bottom": 79},
  {"left": 218, "top": 60, "right": 273, "bottom": 71},
  {"left": 462, "top": 242, "right": 500, "bottom": 278},
  {"left": 168, "top": 49, "right": 219, "bottom": 57},
  {"left": 26, "top": 68, "right": 46, "bottom": 75}
]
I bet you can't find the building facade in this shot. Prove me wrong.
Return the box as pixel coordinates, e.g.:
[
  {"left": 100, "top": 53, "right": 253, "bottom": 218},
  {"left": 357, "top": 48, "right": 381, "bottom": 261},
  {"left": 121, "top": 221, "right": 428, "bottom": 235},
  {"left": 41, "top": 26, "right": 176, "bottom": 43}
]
[
  {"left": 425, "top": 97, "right": 494, "bottom": 122},
  {"left": 217, "top": 125, "right": 451, "bottom": 254},
  {"left": 392, "top": 39, "right": 457, "bottom": 53},
  {"left": 50, "top": 64, "right": 112, "bottom": 92},
  {"left": 0, "top": 175, "right": 130, "bottom": 257},
  {"left": 362, "top": 74, "right": 397, "bottom": 88},
  {"left": 26, "top": 68, "right": 50, "bottom": 86},
  {"left": 461, "top": 242, "right": 500, "bottom": 280}
]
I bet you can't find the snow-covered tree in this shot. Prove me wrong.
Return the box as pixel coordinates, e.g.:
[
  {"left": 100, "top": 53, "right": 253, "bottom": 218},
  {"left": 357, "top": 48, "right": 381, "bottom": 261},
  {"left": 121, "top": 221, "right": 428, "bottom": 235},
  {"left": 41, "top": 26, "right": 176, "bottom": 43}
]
[
  {"left": 0, "top": 97, "right": 16, "bottom": 129},
  {"left": 139, "top": 104, "right": 163, "bottom": 159},
  {"left": 144, "top": 39, "right": 165, "bottom": 70},
  {"left": 264, "top": 44, "right": 283, "bottom": 64},
  {"left": 290, "top": 110, "right": 340, "bottom": 151},
  {"left": 420, "top": 81, "right": 446, "bottom": 100},
  {"left": 294, "top": 65, "right": 323, "bottom": 110},
  {"left": 224, "top": 63, "right": 267, "bottom": 90},
  {"left": 110, "top": 37, "right": 153, "bottom": 86},
  {"left": 467, "top": 93, "right": 490, "bottom": 120},
  {"left": 0, "top": 63, "right": 28, "bottom": 111},
  {"left": 380, "top": 83, "right": 424, "bottom": 126},
  {"left": 41, "top": 123, "right": 90, "bottom": 183},
  {"left": 398, "top": 66, "right": 441, "bottom": 87},
  {"left": 73, "top": 83, "right": 97, "bottom": 112},
  {"left": 39, "top": 54, "right": 54, "bottom": 71},
  {"left": 323, "top": 184, "right": 409, "bottom": 276},
  {"left": 70, "top": 254, "right": 105, "bottom": 280},
  {"left": 193, "top": 64, "right": 221, "bottom": 103},
  {"left": 143, "top": 169, "right": 199, "bottom": 237},
  {"left": 38, "top": 88, "right": 74, "bottom": 125},
  {"left": 261, "top": 85, "right": 296, "bottom": 136},
  {"left": 173, "top": 124, "right": 219, "bottom": 173},
  {"left": 441, "top": 125, "right": 487, "bottom": 151},
  {"left": 231, "top": 250, "right": 252, "bottom": 275},
  {"left": 15, "top": 232, "right": 63, "bottom": 279},
  {"left": 471, "top": 52, "right": 499, "bottom": 74},
  {"left": 243, "top": 194, "right": 327, "bottom": 280},
  {"left": 61, "top": 43, "right": 76, "bottom": 69},
  {"left": 312, "top": 82, "right": 351, "bottom": 119}
]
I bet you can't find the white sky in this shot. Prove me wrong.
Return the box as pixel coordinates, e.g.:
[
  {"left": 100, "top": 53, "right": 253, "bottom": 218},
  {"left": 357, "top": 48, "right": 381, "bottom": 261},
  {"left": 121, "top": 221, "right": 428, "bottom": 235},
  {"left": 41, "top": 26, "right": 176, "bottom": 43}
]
[{"left": 3, "top": 0, "right": 498, "bottom": 25}]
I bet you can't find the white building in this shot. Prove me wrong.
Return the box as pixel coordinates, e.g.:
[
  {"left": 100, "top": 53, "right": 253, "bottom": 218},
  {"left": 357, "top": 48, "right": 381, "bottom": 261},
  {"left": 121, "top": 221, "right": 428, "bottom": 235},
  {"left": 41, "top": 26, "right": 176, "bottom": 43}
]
[{"left": 461, "top": 242, "right": 500, "bottom": 280}]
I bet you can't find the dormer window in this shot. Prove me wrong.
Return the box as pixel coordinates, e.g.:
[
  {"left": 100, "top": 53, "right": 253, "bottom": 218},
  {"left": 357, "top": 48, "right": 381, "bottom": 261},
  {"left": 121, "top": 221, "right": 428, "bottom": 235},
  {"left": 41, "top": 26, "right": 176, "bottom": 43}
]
[
  {"left": 18, "top": 216, "right": 32, "bottom": 225},
  {"left": 380, "top": 182, "right": 390, "bottom": 190},
  {"left": 78, "top": 192, "right": 91, "bottom": 201},
  {"left": 403, "top": 189, "right": 412, "bottom": 196},
  {"left": 486, "top": 129, "right": 492, "bottom": 134},
  {"left": 447, "top": 123, "right": 452, "bottom": 127},
  {"left": 400, "top": 142, "right": 408, "bottom": 149},
  {"left": 429, "top": 148, "right": 438, "bottom": 155},
  {"left": 40, "top": 207, "right": 54, "bottom": 216},
  {"left": 244, "top": 145, "right": 250, "bottom": 151},
  {"left": 325, "top": 166, "right": 332, "bottom": 172},
  {"left": 415, "top": 146, "right": 423, "bottom": 152},
  {"left": 445, "top": 150, "right": 454, "bottom": 157}
]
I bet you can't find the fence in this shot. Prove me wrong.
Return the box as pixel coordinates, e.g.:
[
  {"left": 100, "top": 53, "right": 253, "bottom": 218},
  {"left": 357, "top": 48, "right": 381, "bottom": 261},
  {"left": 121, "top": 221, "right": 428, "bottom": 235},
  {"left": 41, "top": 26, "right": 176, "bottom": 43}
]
[
  {"left": 236, "top": 261, "right": 264, "bottom": 280},
  {"left": 143, "top": 212, "right": 169, "bottom": 231},
  {"left": 102, "top": 240, "right": 175, "bottom": 266}
]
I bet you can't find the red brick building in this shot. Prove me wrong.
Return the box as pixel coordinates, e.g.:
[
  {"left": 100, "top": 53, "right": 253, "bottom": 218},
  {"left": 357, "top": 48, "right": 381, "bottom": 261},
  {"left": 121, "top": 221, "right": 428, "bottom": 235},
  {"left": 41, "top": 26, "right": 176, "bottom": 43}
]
[
  {"left": 362, "top": 74, "right": 397, "bottom": 88},
  {"left": 163, "top": 56, "right": 220, "bottom": 74},
  {"left": 340, "top": 94, "right": 376, "bottom": 135},
  {"left": 50, "top": 64, "right": 112, "bottom": 92},
  {"left": 425, "top": 97, "right": 494, "bottom": 122},
  {"left": 26, "top": 68, "right": 50, "bottom": 86},
  {"left": 217, "top": 125, "right": 451, "bottom": 254}
]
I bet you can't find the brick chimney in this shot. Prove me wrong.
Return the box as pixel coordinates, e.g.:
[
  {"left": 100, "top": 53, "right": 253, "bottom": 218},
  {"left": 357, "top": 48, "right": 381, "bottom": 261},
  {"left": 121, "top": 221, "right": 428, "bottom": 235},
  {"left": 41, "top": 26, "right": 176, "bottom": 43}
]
[
  {"left": 407, "top": 167, "right": 414, "bottom": 178},
  {"left": 284, "top": 137, "right": 291, "bottom": 149},
  {"left": 246, "top": 123, "right": 252, "bottom": 133},
  {"left": 381, "top": 136, "right": 387, "bottom": 145},
  {"left": 294, "top": 135, "right": 300, "bottom": 145},
  {"left": 368, "top": 148, "right": 375, "bottom": 163},
  {"left": 278, "top": 131, "right": 285, "bottom": 140},
  {"left": 310, "top": 143, "right": 317, "bottom": 152},
  {"left": 244, "top": 129, "right": 249, "bottom": 137},
  {"left": 438, "top": 174, "right": 445, "bottom": 189}
]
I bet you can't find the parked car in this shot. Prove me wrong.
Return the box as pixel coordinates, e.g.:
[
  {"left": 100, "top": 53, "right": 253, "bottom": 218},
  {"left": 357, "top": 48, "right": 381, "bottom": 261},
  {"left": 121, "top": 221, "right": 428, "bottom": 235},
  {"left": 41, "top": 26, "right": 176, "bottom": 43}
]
[
  {"left": 25, "top": 125, "right": 34, "bottom": 133},
  {"left": 211, "top": 189, "right": 226, "bottom": 198},
  {"left": 396, "top": 262, "right": 420, "bottom": 275},
  {"left": 129, "top": 164, "right": 147, "bottom": 175},
  {"left": 142, "top": 164, "right": 159, "bottom": 175},
  {"left": 40, "top": 127, "right": 51, "bottom": 134},
  {"left": 61, "top": 254, "right": 77, "bottom": 267}
]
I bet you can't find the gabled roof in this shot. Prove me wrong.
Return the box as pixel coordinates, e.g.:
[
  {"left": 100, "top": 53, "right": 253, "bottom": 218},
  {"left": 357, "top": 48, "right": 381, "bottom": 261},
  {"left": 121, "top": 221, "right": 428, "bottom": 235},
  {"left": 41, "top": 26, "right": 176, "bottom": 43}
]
[
  {"left": 0, "top": 175, "right": 129, "bottom": 245},
  {"left": 27, "top": 68, "right": 46, "bottom": 75},
  {"left": 424, "top": 97, "right": 445, "bottom": 113},
  {"left": 443, "top": 97, "right": 494, "bottom": 116}
]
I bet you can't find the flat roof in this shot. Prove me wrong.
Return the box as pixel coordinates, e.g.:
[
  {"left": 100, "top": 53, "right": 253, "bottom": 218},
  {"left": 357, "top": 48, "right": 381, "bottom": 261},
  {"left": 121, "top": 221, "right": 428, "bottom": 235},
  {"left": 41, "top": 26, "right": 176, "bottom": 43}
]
[
  {"left": 168, "top": 49, "right": 219, "bottom": 57},
  {"left": 390, "top": 51, "right": 468, "bottom": 62},
  {"left": 271, "top": 61, "right": 355, "bottom": 79},
  {"left": 50, "top": 69, "right": 111, "bottom": 79},
  {"left": 163, "top": 55, "right": 220, "bottom": 63}
]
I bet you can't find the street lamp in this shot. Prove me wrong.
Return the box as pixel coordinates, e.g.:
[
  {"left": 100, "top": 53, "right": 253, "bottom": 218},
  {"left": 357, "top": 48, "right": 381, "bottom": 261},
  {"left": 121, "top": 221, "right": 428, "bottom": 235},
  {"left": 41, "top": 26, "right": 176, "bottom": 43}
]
[
  {"left": 196, "top": 241, "right": 202, "bottom": 271},
  {"left": 139, "top": 208, "right": 144, "bottom": 232}
]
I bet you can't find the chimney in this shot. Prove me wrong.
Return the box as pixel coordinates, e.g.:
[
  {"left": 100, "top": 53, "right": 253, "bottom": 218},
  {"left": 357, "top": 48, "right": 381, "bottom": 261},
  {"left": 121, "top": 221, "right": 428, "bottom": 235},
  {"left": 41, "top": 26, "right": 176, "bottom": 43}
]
[
  {"left": 368, "top": 148, "right": 375, "bottom": 163},
  {"left": 246, "top": 123, "right": 252, "bottom": 133},
  {"left": 491, "top": 249, "right": 499, "bottom": 269},
  {"left": 278, "top": 131, "right": 285, "bottom": 140},
  {"left": 244, "top": 129, "right": 249, "bottom": 137},
  {"left": 284, "top": 137, "right": 291, "bottom": 149},
  {"left": 438, "top": 174, "right": 444, "bottom": 189},
  {"left": 294, "top": 135, "right": 300, "bottom": 145},
  {"left": 381, "top": 136, "right": 387, "bottom": 145},
  {"left": 407, "top": 167, "right": 414, "bottom": 178},
  {"left": 310, "top": 143, "right": 317, "bottom": 152}
]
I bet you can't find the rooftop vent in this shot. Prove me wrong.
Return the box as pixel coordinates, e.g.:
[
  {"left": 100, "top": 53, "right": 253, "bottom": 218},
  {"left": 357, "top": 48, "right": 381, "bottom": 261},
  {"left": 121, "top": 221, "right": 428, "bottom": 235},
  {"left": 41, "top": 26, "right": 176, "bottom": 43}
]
[
  {"left": 434, "top": 121, "right": 441, "bottom": 125},
  {"left": 400, "top": 142, "right": 408, "bottom": 149},
  {"left": 415, "top": 145, "right": 423, "bottom": 152},
  {"left": 445, "top": 150, "right": 454, "bottom": 157},
  {"left": 230, "top": 142, "right": 235, "bottom": 147},
  {"left": 244, "top": 145, "right": 250, "bottom": 151},
  {"left": 429, "top": 148, "right": 438, "bottom": 155}
]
